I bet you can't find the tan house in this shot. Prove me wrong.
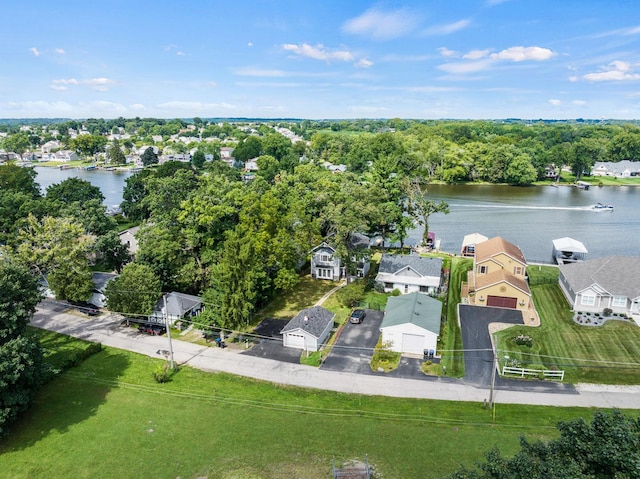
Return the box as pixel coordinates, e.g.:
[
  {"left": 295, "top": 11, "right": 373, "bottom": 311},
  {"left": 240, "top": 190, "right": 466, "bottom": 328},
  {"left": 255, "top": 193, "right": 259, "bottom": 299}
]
[{"left": 466, "top": 237, "right": 534, "bottom": 316}]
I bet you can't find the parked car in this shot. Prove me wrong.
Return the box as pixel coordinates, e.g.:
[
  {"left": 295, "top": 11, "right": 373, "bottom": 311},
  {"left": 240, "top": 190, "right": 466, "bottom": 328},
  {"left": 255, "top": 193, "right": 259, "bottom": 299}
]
[
  {"left": 138, "top": 324, "right": 167, "bottom": 336},
  {"left": 68, "top": 300, "right": 100, "bottom": 316},
  {"left": 349, "top": 309, "right": 366, "bottom": 324}
]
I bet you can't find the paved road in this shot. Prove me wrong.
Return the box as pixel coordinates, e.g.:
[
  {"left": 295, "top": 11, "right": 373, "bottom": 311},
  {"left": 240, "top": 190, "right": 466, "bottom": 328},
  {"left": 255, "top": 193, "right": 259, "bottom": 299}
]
[{"left": 31, "top": 300, "right": 640, "bottom": 409}]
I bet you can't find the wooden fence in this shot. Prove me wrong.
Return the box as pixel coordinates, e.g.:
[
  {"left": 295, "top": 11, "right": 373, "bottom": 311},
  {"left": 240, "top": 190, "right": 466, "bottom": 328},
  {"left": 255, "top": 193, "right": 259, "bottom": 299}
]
[{"left": 502, "top": 365, "right": 565, "bottom": 381}]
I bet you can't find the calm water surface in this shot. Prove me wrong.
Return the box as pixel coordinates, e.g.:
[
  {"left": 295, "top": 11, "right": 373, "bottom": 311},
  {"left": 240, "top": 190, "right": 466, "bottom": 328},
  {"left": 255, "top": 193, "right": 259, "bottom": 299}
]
[{"left": 33, "top": 166, "right": 639, "bottom": 262}]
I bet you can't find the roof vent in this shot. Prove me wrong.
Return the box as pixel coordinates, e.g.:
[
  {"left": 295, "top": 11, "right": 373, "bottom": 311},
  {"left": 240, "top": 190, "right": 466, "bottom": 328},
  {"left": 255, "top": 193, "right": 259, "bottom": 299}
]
[{"left": 304, "top": 315, "right": 308, "bottom": 322}]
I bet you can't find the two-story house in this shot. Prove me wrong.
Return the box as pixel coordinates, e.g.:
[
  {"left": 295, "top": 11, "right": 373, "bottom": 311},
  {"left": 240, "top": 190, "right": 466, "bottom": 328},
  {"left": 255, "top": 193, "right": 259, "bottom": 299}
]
[
  {"left": 310, "top": 234, "right": 371, "bottom": 281},
  {"left": 468, "top": 236, "right": 532, "bottom": 311}
]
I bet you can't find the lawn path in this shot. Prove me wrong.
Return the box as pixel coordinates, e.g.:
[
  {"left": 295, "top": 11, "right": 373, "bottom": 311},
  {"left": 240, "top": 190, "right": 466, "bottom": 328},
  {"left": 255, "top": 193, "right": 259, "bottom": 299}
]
[{"left": 315, "top": 280, "right": 346, "bottom": 306}]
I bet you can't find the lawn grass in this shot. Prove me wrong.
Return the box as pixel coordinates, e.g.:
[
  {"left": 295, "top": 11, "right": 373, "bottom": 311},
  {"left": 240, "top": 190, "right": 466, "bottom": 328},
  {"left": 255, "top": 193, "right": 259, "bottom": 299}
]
[
  {"left": 31, "top": 327, "right": 99, "bottom": 371},
  {"left": 255, "top": 274, "right": 339, "bottom": 320},
  {"left": 1, "top": 345, "right": 629, "bottom": 479},
  {"left": 440, "top": 256, "right": 472, "bottom": 377},
  {"left": 495, "top": 283, "right": 640, "bottom": 384}
]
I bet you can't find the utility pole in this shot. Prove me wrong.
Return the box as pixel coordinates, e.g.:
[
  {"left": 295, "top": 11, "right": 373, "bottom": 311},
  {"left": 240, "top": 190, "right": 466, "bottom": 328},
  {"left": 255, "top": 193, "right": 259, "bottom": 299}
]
[
  {"left": 163, "top": 294, "right": 175, "bottom": 369},
  {"left": 489, "top": 350, "right": 497, "bottom": 408}
]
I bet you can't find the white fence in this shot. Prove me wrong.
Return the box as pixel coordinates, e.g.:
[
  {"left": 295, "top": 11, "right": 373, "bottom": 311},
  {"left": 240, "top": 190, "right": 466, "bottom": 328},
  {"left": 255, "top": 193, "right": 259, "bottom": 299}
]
[{"left": 502, "top": 366, "right": 565, "bottom": 381}]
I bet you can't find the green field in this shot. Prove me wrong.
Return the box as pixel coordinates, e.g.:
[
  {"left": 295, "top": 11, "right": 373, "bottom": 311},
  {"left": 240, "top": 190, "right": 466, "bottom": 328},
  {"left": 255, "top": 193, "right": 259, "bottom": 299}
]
[{"left": 0, "top": 343, "right": 624, "bottom": 479}]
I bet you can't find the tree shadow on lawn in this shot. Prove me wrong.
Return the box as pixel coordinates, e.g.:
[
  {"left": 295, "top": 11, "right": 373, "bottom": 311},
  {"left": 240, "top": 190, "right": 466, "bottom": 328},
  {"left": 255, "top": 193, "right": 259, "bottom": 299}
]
[
  {"left": 258, "top": 275, "right": 338, "bottom": 319},
  {"left": 0, "top": 349, "right": 129, "bottom": 452}
]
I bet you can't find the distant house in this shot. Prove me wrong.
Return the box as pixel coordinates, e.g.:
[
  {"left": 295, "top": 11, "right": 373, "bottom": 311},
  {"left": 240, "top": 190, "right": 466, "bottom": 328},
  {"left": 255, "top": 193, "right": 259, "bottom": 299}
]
[
  {"left": 281, "top": 306, "right": 335, "bottom": 351},
  {"left": 592, "top": 161, "right": 640, "bottom": 177},
  {"left": 310, "top": 234, "right": 371, "bottom": 281},
  {"left": 148, "top": 292, "right": 204, "bottom": 325},
  {"left": 55, "top": 150, "right": 79, "bottom": 161},
  {"left": 379, "top": 292, "right": 442, "bottom": 355},
  {"left": 244, "top": 157, "right": 259, "bottom": 171},
  {"left": 558, "top": 256, "right": 640, "bottom": 318},
  {"left": 375, "top": 254, "right": 442, "bottom": 295},
  {"left": 220, "top": 147, "right": 234, "bottom": 159},
  {"left": 118, "top": 226, "right": 140, "bottom": 256},
  {"left": 468, "top": 236, "right": 531, "bottom": 311}
]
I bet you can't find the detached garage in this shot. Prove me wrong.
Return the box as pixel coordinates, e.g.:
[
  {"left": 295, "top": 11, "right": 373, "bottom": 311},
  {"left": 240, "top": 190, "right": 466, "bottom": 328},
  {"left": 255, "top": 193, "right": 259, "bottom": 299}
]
[
  {"left": 282, "top": 306, "right": 335, "bottom": 352},
  {"left": 380, "top": 292, "right": 442, "bottom": 355}
]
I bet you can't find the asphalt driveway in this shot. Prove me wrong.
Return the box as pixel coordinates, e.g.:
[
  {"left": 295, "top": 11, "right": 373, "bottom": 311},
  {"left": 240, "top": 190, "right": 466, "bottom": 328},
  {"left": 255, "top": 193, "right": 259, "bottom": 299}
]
[
  {"left": 458, "top": 304, "right": 577, "bottom": 395},
  {"left": 241, "top": 318, "right": 302, "bottom": 364},
  {"left": 321, "top": 310, "right": 383, "bottom": 374}
]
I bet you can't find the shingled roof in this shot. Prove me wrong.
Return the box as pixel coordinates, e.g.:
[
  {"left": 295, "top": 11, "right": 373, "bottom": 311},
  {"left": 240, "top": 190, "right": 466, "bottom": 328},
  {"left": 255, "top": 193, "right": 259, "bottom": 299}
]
[
  {"left": 378, "top": 254, "right": 443, "bottom": 277},
  {"left": 475, "top": 236, "right": 527, "bottom": 265},
  {"left": 281, "top": 306, "right": 335, "bottom": 339},
  {"left": 559, "top": 256, "right": 640, "bottom": 298},
  {"left": 474, "top": 269, "right": 530, "bottom": 294},
  {"left": 381, "top": 292, "right": 442, "bottom": 334}
]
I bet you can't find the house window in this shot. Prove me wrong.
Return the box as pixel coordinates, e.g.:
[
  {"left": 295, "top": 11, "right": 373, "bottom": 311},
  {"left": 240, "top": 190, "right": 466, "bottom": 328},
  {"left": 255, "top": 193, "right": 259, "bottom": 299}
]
[
  {"left": 581, "top": 294, "right": 596, "bottom": 306},
  {"left": 612, "top": 296, "right": 627, "bottom": 307},
  {"left": 317, "top": 268, "right": 332, "bottom": 279},
  {"left": 478, "top": 265, "right": 488, "bottom": 274},
  {"left": 384, "top": 282, "right": 393, "bottom": 290},
  {"left": 514, "top": 266, "right": 524, "bottom": 275},
  {"left": 404, "top": 284, "right": 409, "bottom": 293},
  {"left": 319, "top": 254, "right": 331, "bottom": 262}
]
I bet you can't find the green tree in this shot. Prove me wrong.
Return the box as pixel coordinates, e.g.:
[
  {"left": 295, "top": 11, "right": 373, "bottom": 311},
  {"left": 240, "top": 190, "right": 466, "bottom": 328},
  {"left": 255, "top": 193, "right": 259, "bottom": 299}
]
[
  {"left": 107, "top": 139, "right": 127, "bottom": 165},
  {"left": 572, "top": 138, "right": 606, "bottom": 179},
  {"left": 0, "top": 164, "right": 40, "bottom": 197},
  {"left": 140, "top": 147, "right": 159, "bottom": 166},
  {"left": 69, "top": 134, "right": 107, "bottom": 159},
  {"left": 2, "top": 132, "right": 31, "bottom": 159},
  {"left": 0, "top": 259, "right": 44, "bottom": 437},
  {"left": 104, "top": 263, "right": 161, "bottom": 316},
  {"left": 256, "top": 155, "right": 279, "bottom": 182},
  {"left": 192, "top": 149, "right": 206, "bottom": 168},
  {"left": 447, "top": 410, "right": 640, "bottom": 479},
  {"left": 406, "top": 181, "right": 449, "bottom": 247},
  {"left": 233, "top": 136, "right": 262, "bottom": 162},
  {"left": 503, "top": 154, "right": 537, "bottom": 186},
  {"left": 93, "top": 230, "right": 131, "bottom": 273},
  {"left": 45, "top": 177, "right": 104, "bottom": 205}
]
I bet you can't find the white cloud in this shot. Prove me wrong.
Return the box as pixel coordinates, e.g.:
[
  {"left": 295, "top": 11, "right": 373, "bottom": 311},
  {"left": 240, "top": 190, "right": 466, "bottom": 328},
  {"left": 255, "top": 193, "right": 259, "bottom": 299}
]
[
  {"left": 355, "top": 58, "right": 373, "bottom": 68},
  {"left": 380, "top": 53, "right": 434, "bottom": 62},
  {"left": 29, "top": 47, "right": 41, "bottom": 57},
  {"left": 438, "top": 47, "right": 458, "bottom": 57},
  {"left": 490, "top": 46, "right": 555, "bottom": 62},
  {"left": 438, "top": 45, "right": 555, "bottom": 75},
  {"left": 83, "top": 101, "right": 127, "bottom": 113},
  {"left": 130, "top": 103, "right": 146, "bottom": 111},
  {"left": 49, "top": 77, "right": 115, "bottom": 92},
  {"left": 156, "top": 101, "right": 236, "bottom": 112},
  {"left": 207, "top": 81, "right": 218, "bottom": 88},
  {"left": 463, "top": 49, "right": 491, "bottom": 60},
  {"left": 572, "top": 100, "right": 587, "bottom": 105},
  {"left": 282, "top": 43, "right": 354, "bottom": 62},
  {"left": 55, "top": 48, "right": 65, "bottom": 54},
  {"left": 342, "top": 7, "right": 420, "bottom": 40},
  {"left": 176, "top": 51, "right": 186, "bottom": 56},
  {"left": 569, "top": 76, "right": 578, "bottom": 82},
  {"left": 583, "top": 61, "right": 640, "bottom": 81},
  {"left": 247, "top": 42, "right": 253, "bottom": 47},
  {"left": 422, "top": 19, "right": 471, "bottom": 36},
  {"left": 548, "top": 99, "right": 562, "bottom": 106}
]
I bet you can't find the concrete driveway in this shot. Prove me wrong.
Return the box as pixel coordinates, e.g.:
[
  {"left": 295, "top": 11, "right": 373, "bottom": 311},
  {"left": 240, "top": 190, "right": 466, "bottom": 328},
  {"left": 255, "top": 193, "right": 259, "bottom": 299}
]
[
  {"left": 241, "top": 318, "right": 302, "bottom": 364},
  {"left": 321, "top": 310, "right": 383, "bottom": 374},
  {"left": 458, "top": 304, "right": 577, "bottom": 395}
]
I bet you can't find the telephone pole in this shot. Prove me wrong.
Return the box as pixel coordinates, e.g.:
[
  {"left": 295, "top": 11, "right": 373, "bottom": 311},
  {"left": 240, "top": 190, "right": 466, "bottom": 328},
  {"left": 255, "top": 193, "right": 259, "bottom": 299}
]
[{"left": 163, "top": 294, "right": 175, "bottom": 369}]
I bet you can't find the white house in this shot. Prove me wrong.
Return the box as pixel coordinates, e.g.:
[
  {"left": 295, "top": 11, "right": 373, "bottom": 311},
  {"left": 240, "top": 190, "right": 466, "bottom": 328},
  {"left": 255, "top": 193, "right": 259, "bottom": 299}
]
[
  {"left": 310, "top": 234, "right": 371, "bottom": 281},
  {"left": 375, "top": 254, "right": 442, "bottom": 295},
  {"left": 281, "top": 306, "right": 334, "bottom": 352},
  {"left": 148, "top": 292, "right": 204, "bottom": 325},
  {"left": 379, "top": 292, "right": 442, "bottom": 355},
  {"left": 118, "top": 226, "right": 140, "bottom": 255}
]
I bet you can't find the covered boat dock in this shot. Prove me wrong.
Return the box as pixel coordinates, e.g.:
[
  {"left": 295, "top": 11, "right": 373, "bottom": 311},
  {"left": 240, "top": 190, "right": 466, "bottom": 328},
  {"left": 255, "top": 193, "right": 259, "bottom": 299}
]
[{"left": 552, "top": 237, "right": 588, "bottom": 264}]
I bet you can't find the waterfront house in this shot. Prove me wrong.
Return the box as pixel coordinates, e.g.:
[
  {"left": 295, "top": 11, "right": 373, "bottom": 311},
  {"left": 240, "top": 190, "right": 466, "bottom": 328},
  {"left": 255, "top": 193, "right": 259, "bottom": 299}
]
[
  {"left": 375, "top": 254, "right": 442, "bottom": 295},
  {"left": 282, "top": 306, "right": 334, "bottom": 352},
  {"left": 467, "top": 236, "right": 532, "bottom": 311},
  {"left": 379, "top": 292, "right": 441, "bottom": 355},
  {"left": 311, "top": 234, "right": 371, "bottom": 281},
  {"left": 558, "top": 256, "right": 640, "bottom": 319}
]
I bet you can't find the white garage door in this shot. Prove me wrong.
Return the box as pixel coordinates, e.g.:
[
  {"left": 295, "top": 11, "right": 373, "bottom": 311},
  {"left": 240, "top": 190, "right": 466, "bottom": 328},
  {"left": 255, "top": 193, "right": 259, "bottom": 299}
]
[
  {"left": 285, "top": 333, "right": 305, "bottom": 349},
  {"left": 402, "top": 333, "right": 424, "bottom": 355}
]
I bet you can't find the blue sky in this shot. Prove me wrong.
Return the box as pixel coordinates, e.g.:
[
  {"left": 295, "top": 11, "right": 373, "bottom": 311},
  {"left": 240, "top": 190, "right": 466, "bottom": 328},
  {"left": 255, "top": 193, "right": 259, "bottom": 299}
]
[{"left": 2, "top": 0, "right": 640, "bottom": 119}]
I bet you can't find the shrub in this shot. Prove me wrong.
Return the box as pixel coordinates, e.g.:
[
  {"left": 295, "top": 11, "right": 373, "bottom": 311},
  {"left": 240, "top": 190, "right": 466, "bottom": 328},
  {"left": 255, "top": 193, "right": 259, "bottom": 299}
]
[
  {"left": 391, "top": 288, "right": 401, "bottom": 296},
  {"left": 153, "top": 362, "right": 177, "bottom": 383},
  {"left": 513, "top": 335, "right": 533, "bottom": 347},
  {"left": 335, "top": 280, "right": 366, "bottom": 308}
]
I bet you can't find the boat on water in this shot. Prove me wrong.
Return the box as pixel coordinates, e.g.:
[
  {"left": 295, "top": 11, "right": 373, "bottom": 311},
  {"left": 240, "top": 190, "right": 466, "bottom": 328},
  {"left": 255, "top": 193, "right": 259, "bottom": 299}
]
[{"left": 592, "top": 202, "right": 613, "bottom": 211}]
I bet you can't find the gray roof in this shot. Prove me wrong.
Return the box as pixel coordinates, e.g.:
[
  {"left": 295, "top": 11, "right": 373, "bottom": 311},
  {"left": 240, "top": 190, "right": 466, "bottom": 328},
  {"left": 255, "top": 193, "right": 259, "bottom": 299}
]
[
  {"left": 381, "top": 292, "right": 442, "bottom": 334},
  {"left": 281, "top": 306, "right": 335, "bottom": 338},
  {"left": 559, "top": 256, "right": 640, "bottom": 298},
  {"left": 378, "top": 254, "right": 443, "bottom": 277},
  {"left": 92, "top": 272, "right": 118, "bottom": 292},
  {"left": 158, "top": 292, "right": 203, "bottom": 317},
  {"left": 593, "top": 160, "right": 640, "bottom": 174}
]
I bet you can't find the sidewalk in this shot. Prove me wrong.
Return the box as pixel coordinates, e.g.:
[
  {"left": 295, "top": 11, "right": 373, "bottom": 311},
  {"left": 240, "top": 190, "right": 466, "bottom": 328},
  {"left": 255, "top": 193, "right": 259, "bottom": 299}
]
[{"left": 31, "top": 302, "right": 640, "bottom": 409}]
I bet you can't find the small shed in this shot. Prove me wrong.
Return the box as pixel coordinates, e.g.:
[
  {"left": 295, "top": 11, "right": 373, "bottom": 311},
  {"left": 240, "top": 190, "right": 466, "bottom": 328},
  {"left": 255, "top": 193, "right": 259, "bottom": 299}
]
[
  {"left": 552, "top": 237, "right": 588, "bottom": 264},
  {"left": 380, "top": 292, "right": 442, "bottom": 355},
  {"left": 282, "top": 306, "right": 335, "bottom": 352},
  {"left": 461, "top": 232, "right": 488, "bottom": 257}
]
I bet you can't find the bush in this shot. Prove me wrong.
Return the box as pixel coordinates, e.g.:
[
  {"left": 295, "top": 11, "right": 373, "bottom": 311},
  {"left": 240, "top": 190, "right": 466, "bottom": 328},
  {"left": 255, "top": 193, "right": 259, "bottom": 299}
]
[
  {"left": 513, "top": 335, "right": 533, "bottom": 347},
  {"left": 153, "top": 362, "right": 177, "bottom": 383},
  {"left": 335, "top": 280, "right": 366, "bottom": 308},
  {"left": 603, "top": 308, "right": 612, "bottom": 317},
  {"left": 370, "top": 340, "right": 401, "bottom": 372},
  {"left": 391, "top": 289, "right": 401, "bottom": 296}
]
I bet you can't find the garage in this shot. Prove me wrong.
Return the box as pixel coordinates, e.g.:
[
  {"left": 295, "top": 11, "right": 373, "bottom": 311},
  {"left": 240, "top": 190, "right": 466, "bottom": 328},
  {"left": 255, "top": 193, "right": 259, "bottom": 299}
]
[
  {"left": 401, "top": 333, "right": 425, "bottom": 355},
  {"left": 487, "top": 296, "right": 518, "bottom": 308},
  {"left": 285, "top": 333, "right": 305, "bottom": 349}
]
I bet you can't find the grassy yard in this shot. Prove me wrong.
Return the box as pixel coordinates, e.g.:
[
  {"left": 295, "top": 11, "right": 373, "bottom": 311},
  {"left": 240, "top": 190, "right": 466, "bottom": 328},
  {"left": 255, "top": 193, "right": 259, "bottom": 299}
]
[
  {"left": 440, "top": 256, "right": 472, "bottom": 377},
  {"left": 255, "top": 274, "right": 339, "bottom": 320},
  {"left": 1, "top": 344, "right": 629, "bottom": 479},
  {"left": 495, "top": 282, "right": 640, "bottom": 384}
]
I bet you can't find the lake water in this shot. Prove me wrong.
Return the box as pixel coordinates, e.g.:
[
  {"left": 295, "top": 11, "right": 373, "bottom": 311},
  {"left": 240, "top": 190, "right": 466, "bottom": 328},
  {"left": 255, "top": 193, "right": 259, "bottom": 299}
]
[
  {"left": 34, "top": 166, "right": 133, "bottom": 208},
  {"left": 33, "top": 166, "right": 639, "bottom": 262}
]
